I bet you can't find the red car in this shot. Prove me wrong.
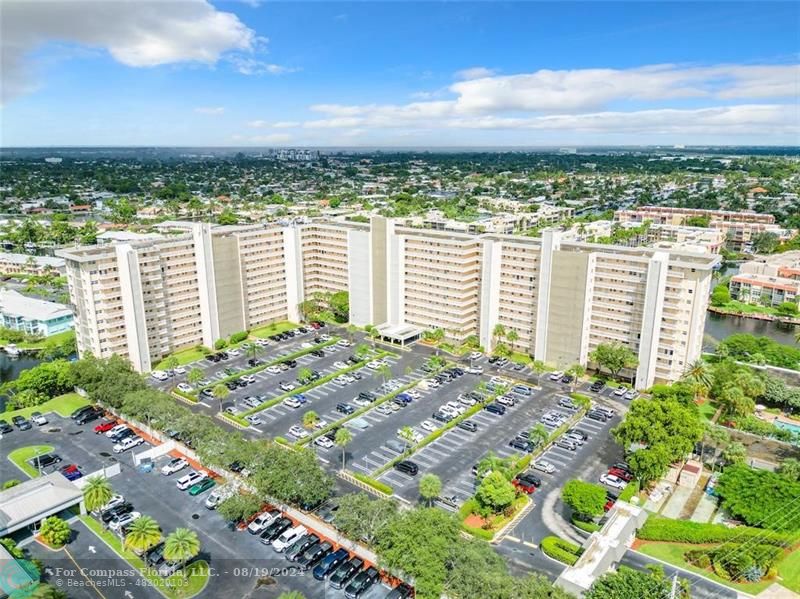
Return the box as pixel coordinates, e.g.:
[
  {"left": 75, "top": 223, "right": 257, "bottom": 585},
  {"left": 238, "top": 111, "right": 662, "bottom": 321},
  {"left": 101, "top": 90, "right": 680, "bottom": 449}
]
[
  {"left": 607, "top": 467, "right": 633, "bottom": 482},
  {"left": 94, "top": 420, "right": 117, "bottom": 434},
  {"left": 512, "top": 473, "right": 541, "bottom": 494},
  {"left": 604, "top": 498, "right": 616, "bottom": 512}
]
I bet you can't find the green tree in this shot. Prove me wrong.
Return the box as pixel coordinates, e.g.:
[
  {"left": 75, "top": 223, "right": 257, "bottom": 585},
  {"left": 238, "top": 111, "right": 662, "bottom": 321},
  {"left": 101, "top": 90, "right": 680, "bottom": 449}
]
[
  {"left": 419, "top": 473, "right": 442, "bottom": 506},
  {"left": 681, "top": 359, "right": 714, "bottom": 402},
  {"left": 333, "top": 493, "right": 397, "bottom": 546},
  {"left": 212, "top": 383, "right": 229, "bottom": 413},
  {"left": 187, "top": 367, "right": 204, "bottom": 388},
  {"left": 561, "top": 480, "right": 607, "bottom": 520},
  {"left": 217, "top": 493, "right": 262, "bottom": 524},
  {"left": 378, "top": 363, "right": 392, "bottom": 383},
  {"left": 590, "top": 342, "right": 638, "bottom": 379},
  {"left": 82, "top": 476, "right": 113, "bottom": 512},
  {"left": 354, "top": 343, "right": 370, "bottom": 360},
  {"left": 492, "top": 324, "right": 506, "bottom": 347},
  {"left": 244, "top": 342, "right": 261, "bottom": 362},
  {"left": 723, "top": 441, "right": 747, "bottom": 465},
  {"left": 216, "top": 208, "right": 238, "bottom": 225},
  {"left": 398, "top": 426, "right": 415, "bottom": 451},
  {"left": 2, "top": 479, "right": 21, "bottom": 490},
  {"left": 335, "top": 427, "right": 352, "bottom": 470},
  {"left": 164, "top": 528, "right": 201, "bottom": 575},
  {"left": 163, "top": 356, "right": 179, "bottom": 374},
  {"left": 476, "top": 471, "right": 516, "bottom": 514},
  {"left": 346, "top": 324, "right": 358, "bottom": 342},
  {"left": 566, "top": 363, "right": 585, "bottom": 390},
  {"left": 527, "top": 423, "right": 550, "bottom": 448},
  {"left": 506, "top": 329, "right": 519, "bottom": 352},
  {"left": 711, "top": 283, "right": 732, "bottom": 307},
  {"left": 778, "top": 458, "right": 800, "bottom": 482},
  {"left": 586, "top": 565, "right": 689, "bottom": 599},
  {"left": 123, "top": 515, "right": 161, "bottom": 553},
  {"left": 329, "top": 291, "right": 350, "bottom": 322},
  {"left": 751, "top": 231, "right": 779, "bottom": 254},
  {"left": 40, "top": 516, "right": 71, "bottom": 547},
  {"left": 29, "top": 584, "right": 68, "bottom": 599},
  {"left": 302, "top": 410, "right": 319, "bottom": 431},
  {"left": 297, "top": 367, "right": 313, "bottom": 383}
]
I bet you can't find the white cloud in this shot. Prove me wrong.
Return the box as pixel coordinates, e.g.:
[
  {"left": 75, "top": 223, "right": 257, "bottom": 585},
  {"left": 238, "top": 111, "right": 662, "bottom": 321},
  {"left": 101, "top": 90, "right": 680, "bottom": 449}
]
[
  {"left": 454, "top": 66, "right": 496, "bottom": 81},
  {"left": 229, "top": 57, "right": 298, "bottom": 76},
  {"left": 195, "top": 106, "right": 225, "bottom": 115},
  {"left": 247, "top": 120, "right": 299, "bottom": 129},
  {"left": 247, "top": 120, "right": 269, "bottom": 128},
  {"left": 1, "top": 0, "right": 255, "bottom": 104}
]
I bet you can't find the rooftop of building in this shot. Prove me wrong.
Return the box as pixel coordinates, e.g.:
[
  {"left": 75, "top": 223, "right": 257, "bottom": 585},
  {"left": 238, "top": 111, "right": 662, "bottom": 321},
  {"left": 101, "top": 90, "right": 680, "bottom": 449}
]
[
  {"left": 0, "top": 288, "right": 72, "bottom": 321},
  {"left": 731, "top": 272, "right": 800, "bottom": 292},
  {"left": 0, "top": 252, "right": 65, "bottom": 268},
  {"left": 0, "top": 472, "right": 83, "bottom": 535}
]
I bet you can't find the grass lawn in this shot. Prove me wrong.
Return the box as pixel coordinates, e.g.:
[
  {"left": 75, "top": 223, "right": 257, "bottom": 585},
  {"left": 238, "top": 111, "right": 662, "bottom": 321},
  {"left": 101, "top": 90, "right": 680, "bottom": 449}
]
[
  {"left": 249, "top": 321, "right": 298, "bottom": 338},
  {"left": 2, "top": 392, "right": 88, "bottom": 421},
  {"left": 8, "top": 445, "right": 55, "bottom": 478},
  {"left": 0, "top": 329, "right": 75, "bottom": 350},
  {"left": 778, "top": 546, "right": 800, "bottom": 593},
  {"left": 80, "top": 515, "right": 210, "bottom": 599},
  {"left": 154, "top": 346, "right": 210, "bottom": 370},
  {"left": 637, "top": 541, "right": 776, "bottom": 594},
  {"left": 715, "top": 300, "right": 779, "bottom": 317}
]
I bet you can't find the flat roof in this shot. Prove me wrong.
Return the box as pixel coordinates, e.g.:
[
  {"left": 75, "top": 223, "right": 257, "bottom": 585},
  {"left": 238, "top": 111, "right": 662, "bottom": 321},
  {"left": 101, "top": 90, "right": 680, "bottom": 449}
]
[
  {"left": 376, "top": 323, "right": 423, "bottom": 342},
  {"left": 0, "top": 288, "right": 72, "bottom": 322},
  {"left": 0, "top": 472, "right": 84, "bottom": 536},
  {"left": 0, "top": 252, "right": 65, "bottom": 268}
]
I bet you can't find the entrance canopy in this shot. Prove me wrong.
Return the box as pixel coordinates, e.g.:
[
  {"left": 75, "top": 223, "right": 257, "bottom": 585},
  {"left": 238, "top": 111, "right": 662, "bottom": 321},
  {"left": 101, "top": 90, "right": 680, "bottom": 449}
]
[
  {"left": 0, "top": 472, "right": 84, "bottom": 536},
  {"left": 375, "top": 323, "right": 423, "bottom": 346}
]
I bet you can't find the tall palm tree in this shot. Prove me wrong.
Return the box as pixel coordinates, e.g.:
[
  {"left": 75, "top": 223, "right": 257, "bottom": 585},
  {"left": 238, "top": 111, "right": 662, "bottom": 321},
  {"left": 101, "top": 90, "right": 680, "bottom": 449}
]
[
  {"left": 244, "top": 343, "right": 261, "bottom": 362},
  {"left": 528, "top": 423, "right": 550, "bottom": 448},
  {"left": 346, "top": 324, "right": 357, "bottom": 343},
  {"left": 163, "top": 528, "right": 201, "bottom": 575},
  {"left": 212, "top": 383, "right": 229, "bottom": 413},
  {"left": 335, "top": 428, "right": 352, "bottom": 470},
  {"left": 506, "top": 329, "right": 519, "bottom": 353},
  {"left": 492, "top": 324, "right": 506, "bottom": 348},
  {"left": 187, "top": 367, "right": 204, "bottom": 388},
  {"left": 566, "top": 363, "right": 585, "bottom": 391},
  {"left": 302, "top": 410, "right": 319, "bottom": 431},
  {"left": 398, "top": 426, "right": 415, "bottom": 451},
  {"left": 378, "top": 363, "right": 392, "bottom": 383},
  {"left": 83, "top": 476, "right": 113, "bottom": 513},
  {"left": 123, "top": 516, "right": 161, "bottom": 553},
  {"left": 419, "top": 473, "right": 442, "bottom": 506}
]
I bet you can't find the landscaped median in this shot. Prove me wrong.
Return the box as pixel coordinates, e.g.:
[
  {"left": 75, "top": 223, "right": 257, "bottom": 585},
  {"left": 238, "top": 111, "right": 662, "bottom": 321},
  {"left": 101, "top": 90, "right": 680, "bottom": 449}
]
[
  {"left": 8, "top": 445, "right": 55, "bottom": 478},
  {"left": 541, "top": 535, "right": 584, "bottom": 565},
  {"left": 459, "top": 494, "right": 531, "bottom": 541},
  {"left": 223, "top": 347, "right": 397, "bottom": 428},
  {"left": 80, "top": 515, "right": 210, "bottom": 599},
  {"left": 0, "top": 392, "right": 88, "bottom": 421}
]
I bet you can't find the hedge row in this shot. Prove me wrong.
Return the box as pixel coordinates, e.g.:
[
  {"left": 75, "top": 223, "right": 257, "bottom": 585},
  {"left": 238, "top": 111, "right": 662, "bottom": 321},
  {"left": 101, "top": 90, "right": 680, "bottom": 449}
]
[
  {"left": 572, "top": 517, "right": 601, "bottom": 534},
  {"left": 351, "top": 471, "right": 394, "bottom": 495},
  {"left": 541, "top": 536, "right": 583, "bottom": 565},
  {"left": 570, "top": 392, "right": 592, "bottom": 408},
  {"left": 618, "top": 479, "right": 640, "bottom": 503},
  {"left": 638, "top": 516, "right": 797, "bottom": 547},
  {"left": 462, "top": 523, "right": 494, "bottom": 541}
]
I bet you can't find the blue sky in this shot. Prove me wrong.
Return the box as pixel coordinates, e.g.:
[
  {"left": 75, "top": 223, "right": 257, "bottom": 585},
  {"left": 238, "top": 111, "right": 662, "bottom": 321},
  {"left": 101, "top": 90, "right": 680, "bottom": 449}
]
[{"left": 2, "top": 1, "right": 798, "bottom": 146}]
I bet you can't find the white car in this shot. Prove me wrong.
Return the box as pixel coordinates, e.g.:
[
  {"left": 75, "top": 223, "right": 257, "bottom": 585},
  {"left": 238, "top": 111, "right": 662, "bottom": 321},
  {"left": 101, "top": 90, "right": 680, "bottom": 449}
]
[
  {"left": 283, "top": 397, "right": 301, "bottom": 409},
  {"left": 161, "top": 457, "right": 188, "bottom": 475},
  {"left": 150, "top": 370, "right": 169, "bottom": 381},
  {"left": 204, "top": 485, "right": 235, "bottom": 509},
  {"left": 109, "top": 511, "right": 141, "bottom": 532},
  {"left": 533, "top": 460, "right": 556, "bottom": 474},
  {"left": 623, "top": 389, "right": 639, "bottom": 401},
  {"left": 173, "top": 366, "right": 187, "bottom": 375},
  {"left": 397, "top": 428, "right": 424, "bottom": 444},
  {"left": 288, "top": 425, "right": 308, "bottom": 439},
  {"left": 228, "top": 349, "right": 241, "bottom": 357},
  {"left": 333, "top": 361, "right": 349, "bottom": 370},
  {"left": 367, "top": 360, "right": 384, "bottom": 370},
  {"left": 314, "top": 419, "right": 328, "bottom": 429},
  {"left": 99, "top": 494, "right": 125, "bottom": 512},
  {"left": 613, "top": 386, "right": 627, "bottom": 397},
  {"left": 319, "top": 334, "right": 332, "bottom": 341},
  {"left": 177, "top": 383, "right": 193, "bottom": 393},
  {"left": 497, "top": 395, "right": 515, "bottom": 407},
  {"left": 266, "top": 365, "right": 282, "bottom": 375},
  {"left": 333, "top": 376, "right": 350, "bottom": 386},
  {"left": 549, "top": 371, "right": 564, "bottom": 381},
  {"left": 420, "top": 420, "right": 438, "bottom": 433},
  {"left": 105, "top": 424, "right": 129, "bottom": 438},
  {"left": 241, "top": 374, "right": 256, "bottom": 384},
  {"left": 273, "top": 524, "right": 308, "bottom": 552},
  {"left": 469, "top": 351, "right": 483, "bottom": 361},
  {"left": 425, "top": 378, "right": 440, "bottom": 388},
  {"left": 255, "top": 338, "right": 270, "bottom": 347},
  {"left": 30, "top": 412, "right": 48, "bottom": 426},
  {"left": 177, "top": 470, "right": 207, "bottom": 490},
  {"left": 440, "top": 405, "right": 459, "bottom": 418},
  {"left": 301, "top": 341, "right": 313, "bottom": 349},
  {"left": 600, "top": 473, "right": 628, "bottom": 489},
  {"left": 490, "top": 376, "right": 509, "bottom": 386},
  {"left": 407, "top": 390, "right": 421, "bottom": 400},
  {"left": 445, "top": 401, "right": 465, "bottom": 415},
  {"left": 224, "top": 406, "right": 240, "bottom": 416},
  {"left": 113, "top": 435, "right": 144, "bottom": 453},
  {"left": 336, "top": 339, "right": 352, "bottom": 347},
  {"left": 465, "top": 366, "right": 483, "bottom": 375},
  {"left": 247, "top": 510, "right": 280, "bottom": 534},
  {"left": 245, "top": 414, "right": 263, "bottom": 426},
  {"left": 314, "top": 435, "right": 334, "bottom": 449}
]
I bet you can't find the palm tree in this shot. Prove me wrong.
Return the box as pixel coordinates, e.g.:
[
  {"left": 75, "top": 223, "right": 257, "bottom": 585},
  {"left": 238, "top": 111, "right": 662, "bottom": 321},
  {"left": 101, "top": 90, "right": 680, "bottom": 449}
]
[
  {"left": 681, "top": 359, "right": 714, "bottom": 403},
  {"left": 566, "top": 363, "right": 585, "bottom": 391},
  {"left": 302, "top": 410, "right": 319, "bottom": 431},
  {"left": 334, "top": 428, "right": 352, "bottom": 471},
  {"left": 506, "top": 329, "right": 519, "bottom": 353},
  {"left": 419, "top": 473, "right": 442, "bottom": 506},
  {"left": 163, "top": 356, "right": 179, "bottom": 376},
  {"left": 212, "top": 383, "right": 229, "bottom": 413},
  {"left": 492, "top": 324, "right": 506, "bottom": 349},
  {"left": 123, "top": 516, "right": 161, "bottom": 553},
  {"left": 398, "top": 426, "right": 415, "bottom": 451},
  {"left": 298, "top": 367, "right": 314, "bottom": 383},
  {"left": 244, "top": 342, "right": 261, "bottom": 362},
  {"left": 365, "top": 325, "right": 379, "bottom": 349},
  {"left": 83, "top": 476, "right": 113, "bottom": 513},
  {"left": 187, "top": 367, "right": 204, "bottom": 388},
  {"left": 354, "top": 343, "right": 370, "bottom": 360},
  {"left": 378, "top": 363, "right": 392, "bottom": 383},
  {"left": 346, "top": 324, "right": 357, "bottom": 343},
  {"left": 29, "top": 584, "right": 68, "bottom": 599},
  {"left": 528, "top": 423, "right": 550, "bottom": 448},
  {"left": 163, "top": 528, "right": 201, "bottom": 576}
]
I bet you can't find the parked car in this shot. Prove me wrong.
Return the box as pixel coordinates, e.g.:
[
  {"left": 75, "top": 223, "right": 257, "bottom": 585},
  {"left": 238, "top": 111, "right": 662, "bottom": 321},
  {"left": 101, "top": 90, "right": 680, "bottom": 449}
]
[
  {"left": 176, "top": 470, "right": 207, "bottom": 491},
  {"left": 283, "top": 397, "right": 302, "bottom": 409},
  {"left": 245, "top": 414, "right": 263, "bottom": 426},
  {"left": 555, "top": 438, "right": 578, "bottom": 451},
  {"left": 558, "top": 397, "right": 578, "bottom": 410},
  {"left": 273, "top": 525, "right": 307, "bottom": 553},
  {"left": 75, "top": 407, "right": 103, "bottom": 425},
  {"left": 623, "top": 389, "right": 638, "bottom": 401},
  {"left": 0, "top": 420, "right": 12, "bottom": 434},
  {"left": 600, "top": 473, "right": 628, "bottom": 489},
  {"left": 188, "top": 478, "right": 216, "bottom": 496},
  {"left": 248, "top": 510, "right": 281, "bottom": 534},
  {"left": 590, "top": 380, "right": 606, "bottom": 392},
  {"left": 11, "top": 416, "right": 31, "bottom": 430},
  {"left": 420, "top": 420, "right": 438, "bottom": 433},
  {"left": 586, "top": 410, "right": 608, "bottom": 422},
  {"left": 457, "top": 419, "right": 478, "bottom": 432},
  {"left": 608, "top": 467, "right": 633, "bottom": 482},
  {"left": 385, "top": 583, "right": 414, "bottom": 599},
  {"left": 35, "top": 453, "right": 62, "bottom": 468},
  {"left": 465, "top": 366, "right": 483, "bottom": 374},
  {"left": 314, "top": 436, "right": 334, "bottom": 449},
  {"left": 344, "top": 566, "right": 379, "bottom": 599},
  {"left": 113, "top": 435, "right": 144, "bottom": 453},
  {"left": 533, "top": 460, "right": 556, "bottom": 474},
  {"left": 336, "top": 403, "right": 355, "bottom": 415},
  {"left": 285, "top": 534, "right": 320, "bottom": 562},
  {"left": 513, "top": 473, "right": 542, "bottom": 494},
  {"left": 177, "top": 383, "right": 193, "bottom": 393},
  {"left": 484, "top": 402, "right": 506, "bottom": 415},
  {"left": 509, "top": 437, "right": 536, "bottom": 453},
  {"left": 105, "top": 424, "right": 128, "bottom": 438},
  {"left": 100, "top": 502, "right": 133, "bottom": 524},
  {"left": 109, "top": 511, "right": 141, "bottom": 532},
  {"left": 394, "top": 460, "right": 419, "bottom": 476},
  {"left": 329, "top": 556, "right": 364, "bottom": 589},
  {"left": 313, "top": 547, "right": 350, "bottom": 580},
  {"left": 71, "top": 405, "right": 95, "bottom": 420},
  {"left": 279, "top": 381, "right": 296, "bottom": 392},
  {"left": 59, "top": 464, "right": 82, "bottom": 481},
  {"left": 204, "top": 486, "right": 234, "bottom": 509},
  {"left": 288, "top": 425, "right": 308, "bottom": 439},
  {"left": 296, "top": 540, "right": 333, "bottom": 571},
  {"left": 549, "top": 371, "right": 565, "bottom": 381},
  {"left": 260, "top": 517, "right": 294, "bottom": 545},
  {"left": 30, "top": 412, "right": 48, "bottom": 426}
]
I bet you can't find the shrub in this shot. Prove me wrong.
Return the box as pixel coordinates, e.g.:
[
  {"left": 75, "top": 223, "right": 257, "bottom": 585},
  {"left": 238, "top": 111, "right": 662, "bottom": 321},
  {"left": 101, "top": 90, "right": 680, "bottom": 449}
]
[
  {"left": 570, "top": 393, "right": 592, "bottom": 408},
  {"left": 541, "top": 536, "right": 582, "bottom": 566},
  {"left": 40, "top": 516, "right": 71, "bottom": 547},
  {"left": 214, "top": 338, "right": 228, "bottom": 350},
  {"left": 572, "top": 517, "right": 601, "bottom": 533},
  {"left": 716, "top": 464, "right": 800, "bottom": 531},
  {"left": 462, "top": 523, "right": 494, "bottom": 540},
  {"left": 351, "top": 472, "right": 393, "bottom": 495},
  {"left": 229, "top": 331, "right": 249, "bottom": 344},
  {"left": 618, "top": 480, "right": 640, "bottom": 502},
  {"left": 638, "top": 516, "right": 796, "bottom": 547}
]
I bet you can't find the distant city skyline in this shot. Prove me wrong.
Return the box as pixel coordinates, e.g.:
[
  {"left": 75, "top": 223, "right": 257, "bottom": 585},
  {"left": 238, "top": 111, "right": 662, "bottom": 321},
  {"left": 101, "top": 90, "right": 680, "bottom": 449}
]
[{"left": 2, "top": 1, "right": 798, "bottom": 147}]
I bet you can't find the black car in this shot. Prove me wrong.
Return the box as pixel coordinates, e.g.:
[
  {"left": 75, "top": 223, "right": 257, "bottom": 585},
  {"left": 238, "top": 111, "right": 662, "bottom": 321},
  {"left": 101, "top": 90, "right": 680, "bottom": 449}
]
[
  {"left": 488, "top": 356, "right": 500, "bottom": 364},
  {"left": 144, "top": 542, "right": 165, "bottom": 567},
  {"left": 285, "top": 359, "right": 297, "bottom": 368},
  {"left": 35, "top": 453, "right": 62, "bottom": 468},
  {"left": 509, "top": 437, "right": 535, "bottom": 453},
  {"left": 285, "top": 534, "right": 320, "bottom": 562},
  {"left": 344, "top": 566, "right": 379, "bottom": 599},
  {"left": 484, "top": 402, "right": 506, "bottom": 415},
  {"left": 11, "top": 416, "right": 32, "bottom": 430},
  {"left": 313, "top": 547, "right": 350, "bottom": 580},
  {"left": 76, "top": 407, "right": 103, "bottom": 425},
  {"left": 110, "top": 428, "right": 135, "bottom": 443},
  {"left": 586, "top": 410, "right": 608, "bottom": 422},
  {"left": 296, "top": 541, "right": 333, "bottom": 571},
  {"left": 248, "top": 359, "right": 262, "bottom": 367},
  {"left": 516, "top": 473, "right": 542, "bottom": 488},
  {"left": 205, "top": 354, "right": 217, "bottom": 362},
  {"left": 329, "top": 557, "right": 364, "bottom": 589},
  {"left": 590, "top": 380, "right": 606, "bottom": 392},
  {"left": 431, "top": 411, "right": 452, "bottom": 424},
  {"left": 347, "top": 356, "right": 360, "bottom": 365},
  {"left": 336, "top": 403, "right": 355, "bottom": 415},
  {"left": 0, "top": 419, "right": 13, "bottom": 434},
  {"left": 457, "top": 420, "right": 478, "bottom": 432},
  {"left": 358, "top": 392, "right": 377, "bottom": 402},
  {"left": 311, "top": 350, "right": 325, "bottom": 358},
  {"left": 225, "top": 381, "right": 238, "bottom": 391},
  {"left": 260, "top": 517, "right": 293, "bottom": 544},
  {"left": 394, "top": 460, "right": 418, "bottom": 476},
  {"left": 568, "top": 428, "right": 589, "bottom": 440},
  {"left": 101, "top": 502, "right": 134, "bottom": 523},
  {"left": 385, "top": 583, "right": 414, "bottom": 599},
  {"left": 561, "top": 374, "right": 574, "bottom": 384},
  {"left": 71, "top": 405, "right": 95, "bottom": 420}
]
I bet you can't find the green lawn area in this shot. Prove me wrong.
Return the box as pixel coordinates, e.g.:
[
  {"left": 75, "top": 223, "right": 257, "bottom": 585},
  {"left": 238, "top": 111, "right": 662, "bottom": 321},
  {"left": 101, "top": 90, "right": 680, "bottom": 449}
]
[
  {"left": 0, "top": 329, "right": 75, "bottom": 349},
  {"left": 154, "top": 346, "right": 210, "bottom": 370},
  {"left": 2, "top": 392, "right": 88, "bottom": 421},
  {"left": 7, "top": 445, "right": 55, "bottom": 478},
  {"left": 250, "top": 321, "right": 298, "bottom": 338},
  {"left": 80, "top": 516, "right": 210, "bottom": 599},
  {"left": 714, "top": 300, "right": 780, "bottom": 316},
  {"left": 637, "top": 541, "right": 777, "bottom": 595},
  {"left": 778, "top": 546, "right": 800, "bottom": 593}
]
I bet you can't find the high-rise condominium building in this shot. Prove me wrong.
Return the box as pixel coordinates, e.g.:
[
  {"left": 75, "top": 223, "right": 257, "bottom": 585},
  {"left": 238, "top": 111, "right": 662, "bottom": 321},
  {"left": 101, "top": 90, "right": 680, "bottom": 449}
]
[{"left": 58, "top": 217, "right": 718, "bottom": 388}]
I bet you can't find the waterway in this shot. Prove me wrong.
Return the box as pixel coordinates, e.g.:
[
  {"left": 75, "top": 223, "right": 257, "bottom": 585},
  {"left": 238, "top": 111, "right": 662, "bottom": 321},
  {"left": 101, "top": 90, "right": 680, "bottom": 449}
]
[
  {"left": 703, "top": 313, "right": 799, "bottom": 352},
  {"left": 0, "top": 352, "right": 44, "bottom": 412}
]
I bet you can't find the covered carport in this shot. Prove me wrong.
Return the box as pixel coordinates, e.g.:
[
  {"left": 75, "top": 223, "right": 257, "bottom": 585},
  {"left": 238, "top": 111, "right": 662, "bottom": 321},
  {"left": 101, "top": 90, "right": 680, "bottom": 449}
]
[
  {"left": 375, "top": 323, "right": 423, "bottom": 347},
  {"left": 0, "top": 472, "right": 85, "bottom": 537}
]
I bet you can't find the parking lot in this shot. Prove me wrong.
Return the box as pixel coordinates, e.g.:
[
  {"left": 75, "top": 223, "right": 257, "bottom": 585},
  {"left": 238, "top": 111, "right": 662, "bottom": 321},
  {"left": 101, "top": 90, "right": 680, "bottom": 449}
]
[{"left": 3, "top": 415, "right": 394, "bottom": 599}]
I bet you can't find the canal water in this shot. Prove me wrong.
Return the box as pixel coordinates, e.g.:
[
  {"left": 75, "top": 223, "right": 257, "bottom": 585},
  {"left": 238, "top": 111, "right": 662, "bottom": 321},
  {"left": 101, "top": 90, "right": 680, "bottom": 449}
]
[
  {"left": 0, "top": 352, "right": 44, "bottom": 412},
  {"left": 704, "top": 313, "right": 799, "bottom": 352}
]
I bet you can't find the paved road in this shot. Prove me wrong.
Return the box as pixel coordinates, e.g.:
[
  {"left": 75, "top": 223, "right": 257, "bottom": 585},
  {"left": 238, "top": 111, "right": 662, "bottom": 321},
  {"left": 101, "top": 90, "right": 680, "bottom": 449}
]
[{"left": 622, "top": 550, "right": 738, "bottom": 599}]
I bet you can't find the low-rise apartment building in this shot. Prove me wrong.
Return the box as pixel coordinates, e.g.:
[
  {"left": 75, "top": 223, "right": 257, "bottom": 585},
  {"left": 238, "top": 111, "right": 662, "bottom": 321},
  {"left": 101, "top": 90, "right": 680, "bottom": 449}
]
[
  {"left": 59, "top": 217, "right": 718, "bottom": 387},
  {"left": 0, "top": 252, "right": 65, "bottom": 276},
  {"left": 730, "top": 252, "right": 800, "bottom": 307}
]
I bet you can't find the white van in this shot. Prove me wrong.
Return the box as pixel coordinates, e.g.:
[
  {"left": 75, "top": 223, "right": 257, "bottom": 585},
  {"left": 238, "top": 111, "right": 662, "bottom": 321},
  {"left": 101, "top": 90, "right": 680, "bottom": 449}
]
[{"left": 272, "top": 524, "right": 307, "bottom": 552}]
